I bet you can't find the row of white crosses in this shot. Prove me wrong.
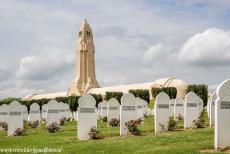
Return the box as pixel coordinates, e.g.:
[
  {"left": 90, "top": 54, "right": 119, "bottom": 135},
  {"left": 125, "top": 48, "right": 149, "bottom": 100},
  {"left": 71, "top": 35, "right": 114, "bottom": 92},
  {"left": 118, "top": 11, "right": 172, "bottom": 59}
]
[{"left": 155, "top": 91, "right": 204, "bottom": 133}]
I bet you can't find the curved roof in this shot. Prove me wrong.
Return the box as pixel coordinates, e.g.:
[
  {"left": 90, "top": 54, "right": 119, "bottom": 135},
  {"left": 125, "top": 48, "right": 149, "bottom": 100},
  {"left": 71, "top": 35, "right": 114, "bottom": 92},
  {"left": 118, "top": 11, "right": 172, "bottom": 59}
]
[{"left": 22, "top": 77, "right": 188, "bottom": 100}]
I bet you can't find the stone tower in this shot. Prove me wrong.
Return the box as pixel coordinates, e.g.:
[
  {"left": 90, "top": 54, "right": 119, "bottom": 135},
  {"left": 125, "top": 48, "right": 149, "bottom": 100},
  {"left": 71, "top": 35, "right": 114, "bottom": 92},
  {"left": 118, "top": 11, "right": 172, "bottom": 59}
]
[{"left": 68, "top": 19, "right": 100, "bottom": 96}]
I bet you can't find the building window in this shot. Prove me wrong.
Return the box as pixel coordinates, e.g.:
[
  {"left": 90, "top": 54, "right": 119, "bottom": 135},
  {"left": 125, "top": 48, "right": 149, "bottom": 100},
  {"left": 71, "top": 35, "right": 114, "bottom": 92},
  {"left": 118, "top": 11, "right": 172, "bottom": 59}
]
[{"left": 79, "top": 31, "right": 82, "bottom": 36}]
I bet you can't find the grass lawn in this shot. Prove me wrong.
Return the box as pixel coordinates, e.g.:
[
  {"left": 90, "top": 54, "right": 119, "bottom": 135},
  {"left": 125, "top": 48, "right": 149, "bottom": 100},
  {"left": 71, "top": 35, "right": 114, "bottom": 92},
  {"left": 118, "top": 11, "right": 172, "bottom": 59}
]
[{"left": 0, "top": 114, "right": 225, "bottom": 154}]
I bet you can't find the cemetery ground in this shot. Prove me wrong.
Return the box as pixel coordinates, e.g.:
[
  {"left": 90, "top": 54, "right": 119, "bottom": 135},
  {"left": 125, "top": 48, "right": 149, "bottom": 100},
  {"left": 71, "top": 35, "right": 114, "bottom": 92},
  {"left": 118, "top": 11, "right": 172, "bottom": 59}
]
[{"left": 0, "top": 113, "right": 227, "bottom": 154}]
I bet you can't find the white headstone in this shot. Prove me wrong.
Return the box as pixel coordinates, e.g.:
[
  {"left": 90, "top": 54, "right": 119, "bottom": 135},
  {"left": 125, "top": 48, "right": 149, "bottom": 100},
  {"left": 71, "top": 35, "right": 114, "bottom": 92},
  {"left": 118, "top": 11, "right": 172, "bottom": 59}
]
[
  {"left": 142, "top": 100, "right": 148, "bottom": 116},
  {"left": 29, "top": 103, "right": 40, "bottom": 122},
  {"left": 210, "top": 92, "right": 216, "bottom": 126},
  {"left": 174, "top": 97, "right": 184, "bottom": 119},
  {"left": 100, "top": 101, "right": 108, "bottom": 118},
  {"left": 77, "top": 94, "right": 97, "bottom": 140},
  {"left": 120, "top": 93, "right": 137, "bottom": 136},
  {"left": 59, "top": 102, "right": 66, "bottom": 119},
  {"left": 8, "top": 101, "right": 23, "bottom": 136},
  {"left": 41, "top": 104, "right": 47, "bottom": 120},
  {"left": 215, "top": 79, "right": 230, "bottom": 149},
  {"left": 64, "top": 103, "right": 71, "bottom": 120},
  {"left": 136, "top": 97, "right": 144, "bottom": 120},
  {"left": 207, "top": 100, "right": 210, "bottom": 118},
  {"left": 107, "top": 98, "right": 120, "bottom": 123},
  {"left": 47, "top": 100, "right": 60, "bottom": 126},
  {"left": 0, "top": 104, "right": 8, "bottom": 123},
  {"left": 155, "top": 92, "right": 170, "bottom": 133},
  {"left": 184, "top": 92, "right": 199, "bottom": 129},
  {"left": 22, "top": 105, "right": 28, "bottom": 121},
  {"left": 97, "top": 102, "right": 102, "bottom": 118},
  {"left": 169, "top": 99, "right": 175, "bottom": 117}
]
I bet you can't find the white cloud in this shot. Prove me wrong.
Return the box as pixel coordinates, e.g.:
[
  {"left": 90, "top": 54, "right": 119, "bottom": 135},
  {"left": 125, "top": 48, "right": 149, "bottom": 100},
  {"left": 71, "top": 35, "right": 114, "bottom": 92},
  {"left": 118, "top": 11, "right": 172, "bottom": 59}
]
[
  {"left": 179, "top": 28, "right": 230, "bottom": 66},
  {"left": 17, "top": 46, "right": 75, "bottom": 80}
]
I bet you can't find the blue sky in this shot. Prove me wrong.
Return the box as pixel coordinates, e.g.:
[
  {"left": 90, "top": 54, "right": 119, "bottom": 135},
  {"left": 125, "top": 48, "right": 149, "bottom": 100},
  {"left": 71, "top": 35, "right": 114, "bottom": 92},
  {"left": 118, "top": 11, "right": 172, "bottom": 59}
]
[{"left": 0, "top": 0, "right": 230, "bottom": 98}]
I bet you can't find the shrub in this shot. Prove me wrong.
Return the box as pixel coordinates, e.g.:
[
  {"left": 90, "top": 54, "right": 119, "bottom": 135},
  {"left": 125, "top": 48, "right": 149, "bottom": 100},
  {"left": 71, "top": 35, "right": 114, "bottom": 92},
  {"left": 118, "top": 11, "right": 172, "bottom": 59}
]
[
  {"left": 90, "top": 94, "right": 103, "bottom": 107},
  {"left": 28, "top": 120, "right": 39, "bottom": 128},
  {"left": 186, "top": 84, "right": 208, "bottom": 107},
  {"left": 159, "top": 123, "right": 165, "bottom": 131},
  {"left": 88, "top": 126, "right": 100, "bottom": 139},
  {"left": 102, "top": 116, "right": 107, "bottom": 122},
  {"left": 109, "top": 118, "right": 119, "bottom": 127},
  {"left": 0, "top": 122, "right": 8, "bottom": 131},
  {"left": 13, "top": 128, "right": 25, "bottom": 136},
  {"left": 47, "top": 123, "right": 60, "bottom": 133},
  {"left": 193, "top": 110, "right": 206, "bottom": 128},
  {"left": 104, "top": 92, "right": 123, "bottom": 103},
  {"left": 68, "top": 96, "right": 80, "bottom": 112},
  {"left": 125, "top": 119, "right": 142, "bottom": 136},
  {"left": 151, "top": 87, "right": 177, "bottom": 99},
  {"left": 176, "top": 113, "right": 184, "bottom": 121},
  {"left": 55, "top": 97, "right": 69, "bottom": 104},
  {"left": 60, "top": 118, "right": 66, "bottom": 125},
  {"left": 168, "top": 117, "right": 177, "bottom": 131},
  {"left": 129, "top": 89, "right": 150, "bottom": 103}
]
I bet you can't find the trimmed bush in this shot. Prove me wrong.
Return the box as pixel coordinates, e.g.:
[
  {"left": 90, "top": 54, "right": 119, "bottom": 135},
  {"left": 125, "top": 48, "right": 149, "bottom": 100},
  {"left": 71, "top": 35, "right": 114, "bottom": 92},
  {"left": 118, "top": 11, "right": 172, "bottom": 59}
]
[
  {"left": 102, "top": 116, "right": 107, "bottom": 122},
  {"left": 55, "top": 97, "right": 69, "bottom": 104},
  {"left": 104, "top": 92, "right": 123, "bottom": 103},
  {"left": 129, "top": 89, "right": 150, "bottom": 103},
  {"left": 186, "top": 84, "right": 208, "bottom": 107},
  {"left": 90, "top": 94, "right": 103, "bottom": 107},
  {"left": 68, "top": 96, "right": 80, "bottom": 112},
  {"left": 151, "top": 87, "right": 177, "bottom": 99}
]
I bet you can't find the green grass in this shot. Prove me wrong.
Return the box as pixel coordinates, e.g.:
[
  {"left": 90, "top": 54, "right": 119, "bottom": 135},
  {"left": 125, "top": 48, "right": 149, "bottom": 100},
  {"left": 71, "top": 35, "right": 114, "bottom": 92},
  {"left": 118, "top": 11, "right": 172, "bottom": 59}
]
[{"left": 0, "top": 114, "right": 224, "bottom": 154}]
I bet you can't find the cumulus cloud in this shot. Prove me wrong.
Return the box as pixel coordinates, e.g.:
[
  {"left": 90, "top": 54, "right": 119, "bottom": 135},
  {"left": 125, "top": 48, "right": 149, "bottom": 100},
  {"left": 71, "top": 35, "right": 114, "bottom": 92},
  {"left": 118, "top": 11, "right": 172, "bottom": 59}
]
[
  {"left": 17, "top": 47, "right": 75, "bottom": 80},
  {"left": 179, "top": 28, "right": 230, "bottom": 66}
]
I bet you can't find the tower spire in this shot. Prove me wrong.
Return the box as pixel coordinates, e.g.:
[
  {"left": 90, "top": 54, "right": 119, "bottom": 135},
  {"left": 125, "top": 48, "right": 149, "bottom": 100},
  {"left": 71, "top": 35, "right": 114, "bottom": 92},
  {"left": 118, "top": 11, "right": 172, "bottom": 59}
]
[{"left": 68, "top": 19, "right": 100, "bottom": 96}]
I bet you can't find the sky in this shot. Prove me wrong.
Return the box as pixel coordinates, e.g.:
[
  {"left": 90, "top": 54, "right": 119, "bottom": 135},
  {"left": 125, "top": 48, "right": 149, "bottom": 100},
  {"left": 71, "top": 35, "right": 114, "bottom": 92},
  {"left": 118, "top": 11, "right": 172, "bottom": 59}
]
[{"left": 0, "top": 0, "right": 230, "bottom": 99}]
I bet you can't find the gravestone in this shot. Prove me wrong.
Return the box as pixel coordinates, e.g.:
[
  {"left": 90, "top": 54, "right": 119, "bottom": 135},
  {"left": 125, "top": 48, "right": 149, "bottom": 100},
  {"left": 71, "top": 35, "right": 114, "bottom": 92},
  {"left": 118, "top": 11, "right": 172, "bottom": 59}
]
[
  {"left": 174, "top": 97, "right": 184, "bottom": 120},
  {"left": 107, "top": 98, "right": 120, "bottom": 124},
  {"left": 41, "top": 104, "right": 47, "bottom": 120},
  {"left": 8, "top": 101, "right": 23, "bottom": 136},
  {"left": 64, "top": 103, "right": 71, "bottom": 120},
  {"left": 136, "top": 97, "right": 144, "bottom": 120},
  {"left": 143, "top": 100, "right": 148, "bottom": 116},
  {"left": 184, "top": 92, "right": 199, "bottom": 129},
  {"left": 120, "top": 93, "right": 137, "bottom": 136},
  {"left": 77, "top": 94, "right": 97, "bottom": 140},
  {"left": 155, "top": 92, "right": 170, "bottom": 133},
  {"left": 169, "top": 99, "right": 175, "bottom": 117},
  {"left": 0, "top": 104, "right": 8, "bottom": 123},
  {"left": 47, "top": 100, "right": 60, "bottom": 126},
  {"left": 29, "top": 103, "right": 40, "bottom": 122},
  {"left": 22, "top": 105, "right": 28, "bottom": 122},
  {"left": 209, "top": 92, "right": 216, "bottom": 126},
  {"left": 215, "top": 79, "right": 230, "bottom": 149},
  {"left": 97, "top": 102, "right": 102, "bottom": 118},
  {"left": 100, "top": 101, "right": 108, "bottom": 119},
  {"left": 207, "top": 100, "right": 210, "bottom": 118},
  {"left": 59, "top": 102, "right": 66, "bottom": 119}
]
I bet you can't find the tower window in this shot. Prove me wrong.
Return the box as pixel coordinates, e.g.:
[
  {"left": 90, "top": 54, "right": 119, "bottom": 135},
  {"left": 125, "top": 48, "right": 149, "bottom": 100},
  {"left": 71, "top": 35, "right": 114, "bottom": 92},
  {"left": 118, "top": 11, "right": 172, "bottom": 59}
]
[
  {"left": 87, "top": 31, "right": 90, "bottom": 36},
  {"left": 79, "top": 31, "right": 82, "bottom": 36}
]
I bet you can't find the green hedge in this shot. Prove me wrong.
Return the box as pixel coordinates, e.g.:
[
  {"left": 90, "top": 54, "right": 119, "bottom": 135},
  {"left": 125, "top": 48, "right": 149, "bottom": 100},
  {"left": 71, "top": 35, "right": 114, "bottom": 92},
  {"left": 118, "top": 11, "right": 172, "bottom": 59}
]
[
  {"left": 151, "top": 87, "right": 177, "bottom": 99},
  {"left": 90, "top": 94, "right": 103, "bottom": 107},
  {"left": 104, "top": 92, "right": 123, "bottom": 103},
  {"left": 186, "top": 84, "right": 208, "bottom": 107},
  {"left": 128, "top": 89, "right": 150, "bottom": 103}
]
